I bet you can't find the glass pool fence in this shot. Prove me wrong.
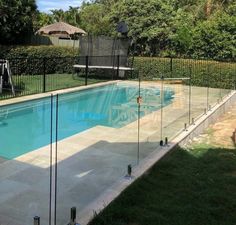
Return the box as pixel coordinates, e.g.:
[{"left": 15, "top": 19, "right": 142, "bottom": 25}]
[{"left": 0, "top": 57, "right": 235, "bottom": 225}]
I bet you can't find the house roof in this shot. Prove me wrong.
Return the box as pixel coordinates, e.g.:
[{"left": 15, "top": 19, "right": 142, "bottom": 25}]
[{"left": 37, "top": 21, "right": 86, "bottom": 36}]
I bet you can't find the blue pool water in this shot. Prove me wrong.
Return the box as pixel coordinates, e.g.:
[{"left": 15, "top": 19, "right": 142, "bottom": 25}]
[{"left": 0, "top": 83, "right": 174, "bottom": 159}]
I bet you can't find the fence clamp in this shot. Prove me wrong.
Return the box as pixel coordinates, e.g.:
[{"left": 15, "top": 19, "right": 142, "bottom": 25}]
[
  {"left": 160, "top": 140, "right": 164, "bottom": 147},
  {"left": 125, "top": 164, "right": 134, "bottom": 180},
  {"left": 137, "top": 96, "right": 142, "bottom": 104},
  {"left": 68, "top": 207, "right": 81, "bottom": 225},
  {"left": 34, "top": 216, "right": 40, "bottom": 225},
  {"left": 184, "top": 123, "right": 188, "bottom": 131},
  {"left": 165, "top": 137, "right": 168, "bottom": 146}
]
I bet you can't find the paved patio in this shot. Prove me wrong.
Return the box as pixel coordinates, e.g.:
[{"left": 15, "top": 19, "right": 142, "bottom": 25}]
[{"left": 0, "top": 81, "right": 232, "bottom": 225}]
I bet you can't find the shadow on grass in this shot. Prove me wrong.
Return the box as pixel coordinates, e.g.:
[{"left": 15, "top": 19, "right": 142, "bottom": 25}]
[{"left": 88, "top": 146, "right": 236, "bottom": 225}]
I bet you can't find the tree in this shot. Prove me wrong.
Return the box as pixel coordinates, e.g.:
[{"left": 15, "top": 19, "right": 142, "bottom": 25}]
[
  {"left": 191, "top": 11, "right": 236, "bottom": 60},
  {"left": 65, "top": 7, "right": 80, "bottom": 26},
  {"left": 50, "top": 9, "right": 66, "bottom": 22},
  {"left": 108, "top": 0, "right": 175, "bottom": 55},
  {"left": 36, "top": 7, "right": 80, "bottom": 28},
  {"left": 170, "top": 9, "right": 194, "bottom": 56},
  {"left": 0, "top": 0, "right": 37, "bottom": 44},
  {"left": 33, "top": 12, "right": 53, "bottom": 31},
  {"left": 79, "top": 3, "right": 111, "bottom": 35},
  {"left": 26, "top": 0, "right": 236, "bottom": 59}
]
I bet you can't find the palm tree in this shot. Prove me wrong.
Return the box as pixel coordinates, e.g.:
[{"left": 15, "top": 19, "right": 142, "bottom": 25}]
[
  {"left": 50, "top": 9, "right": 65, "bottom": 22},
  {"left": 65, "top": 7, "right": 80, "bottom": 26}
]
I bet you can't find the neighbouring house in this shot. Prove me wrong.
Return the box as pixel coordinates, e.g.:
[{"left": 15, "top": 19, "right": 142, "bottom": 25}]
[{"left": 36, "top": 21, "right": 86, "bottom": 39}]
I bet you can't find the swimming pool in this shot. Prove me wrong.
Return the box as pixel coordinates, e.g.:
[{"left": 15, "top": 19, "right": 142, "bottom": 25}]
[{"left": 0, "top": 83, "right": 174, "bottom": 159}]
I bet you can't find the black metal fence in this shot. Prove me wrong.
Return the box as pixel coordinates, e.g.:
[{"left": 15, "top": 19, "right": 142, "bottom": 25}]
[
  {"left": 0, "top": 55, "right": 136, "bottom": 100},
  {"left": 0, "top": 56, "right": 235, "bottom": 100},
  {"left": 134, "top": 57, "right": 236, "bottom": 89}
]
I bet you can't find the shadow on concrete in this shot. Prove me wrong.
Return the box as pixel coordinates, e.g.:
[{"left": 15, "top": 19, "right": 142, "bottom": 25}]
[{"left": 0, "top": 137, "right": 160, "bottom": 225}]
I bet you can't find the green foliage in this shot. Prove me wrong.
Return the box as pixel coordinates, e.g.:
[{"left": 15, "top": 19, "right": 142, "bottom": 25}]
[
  {"left": 133, "top": 57, "right": 236, "bottom": 89},
  {"left": 191, "top": 11, "right": 236, "bottom": 60},
  {"left": 79, "top": 0, "right": 235, "bottom": 60},
  {"left": 34, "top": 6, "right": 81, "bottom": 32},
  {"left": 2, "top": 46, "right": 77, "bottom": 75},
  {"left": 2, "top": 45, "right": 234, "bottom": 89},
  {"left": 226, "top": 2, "right": 236, "bottom": 15},
  {"left": 32, "top": 0, "right": 235, "bottom": 60},
  {"left": 0, "top": 74, "right": 106, "bottom": 99},
  {"left": 50, "top": 7, "right": 80, "bottom": 26},
  {"left": 170, "top": 9, "right": 195, "bottom": 56},
  {"left": 109, "top": 0, "right": 175, "bottom": 55},
  {"left": 0, "top": 0, "right": 37, "bottom": 44},
  {"left": 79, "top": 3, "right": 111, "bottom": 35},
  {"left": 33, "top": 12, "right": 54, "bottom": 31},
  {"left": 89, "top": 146, "right": 236, "bottom": 225},
  {"left": 4, "top": 45, "right": 76, "bottom": 58},
  {"left": 1, "top": 0, "right": 235, "bottom": 59}
]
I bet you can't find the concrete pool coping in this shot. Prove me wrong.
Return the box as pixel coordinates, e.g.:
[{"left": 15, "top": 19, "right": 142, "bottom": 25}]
[
  {"left": 0, "top": 80, "right": 120, "bottom": 107},
  {"left": 79, "top": 90, "right": 236, "bottom": 225}
]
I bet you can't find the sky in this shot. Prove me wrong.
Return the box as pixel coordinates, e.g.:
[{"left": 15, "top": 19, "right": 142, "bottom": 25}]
[{"left": 36, "top": 0, "right": 85, "bottom": 13}]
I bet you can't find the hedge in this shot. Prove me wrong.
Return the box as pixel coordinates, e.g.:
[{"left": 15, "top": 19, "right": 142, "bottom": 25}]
[
  {"left": 0, "top": 45, "right": 235, "bottom": 90},
  {"left": 1, "top": 46, "right": 78, "bottom": 75},
  {"left": 133, "top": 57, "right": 236, "bottom": 89}
]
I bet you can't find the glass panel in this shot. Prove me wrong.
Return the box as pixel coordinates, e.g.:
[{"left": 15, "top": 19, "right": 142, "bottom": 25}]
[
  {"left": 191, "top": 60, "right": 207, "bottom": 121},
  {"left": 208, "top": 61, "right": 220, "bottom": 109},
  {"left": 222, "top": 62, "right": 234, "bottom": 97},
  {"left": 0, "top": 97, "right": 52, "bottom": 225},
  {"left": 138, "top": 77, "right": 162, "bottom": 162},
  {"left": 56, "top": 80, "right": 139, "bottom": 225},
  {"left": 157, "top": 58, "right": 191, "bottom": 140},
  {"left": 163, "top": 76, "right": 190, "bottom": 140}
]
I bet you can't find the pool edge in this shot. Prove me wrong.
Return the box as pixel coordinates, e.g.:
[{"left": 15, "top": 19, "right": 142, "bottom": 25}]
[{"left": 0, "top": 80, "right": 121, "bottom": 107}]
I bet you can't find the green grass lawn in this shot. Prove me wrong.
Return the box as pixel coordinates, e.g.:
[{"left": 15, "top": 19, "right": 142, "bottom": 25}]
[
  {"left": 89, "top": 144, "right": 236, "bottom": 225},
  {"left": 0, "top": 73, "right": 108, "bottom": 99},
  {"left": 45, "top": 73, "right": 108, "bottom": 91}
]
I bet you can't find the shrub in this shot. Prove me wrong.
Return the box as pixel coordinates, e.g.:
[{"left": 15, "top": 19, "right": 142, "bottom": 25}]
[
  {"left": 1, "top": 46, "right": 235, "bottom": 90},
  {"left": 2, "top": 46, "right": 78, "bottom": 75},
  {"left": 133, "top": 57, "right": 236, "bottom": 89},
  {"left": 3, "top": 45, "right": 77, "bottom": 58}
]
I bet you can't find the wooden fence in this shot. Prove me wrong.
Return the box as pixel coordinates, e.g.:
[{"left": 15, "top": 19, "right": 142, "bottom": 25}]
[{"left": 28, "top": 35, "right": 80, "bottom": 48}]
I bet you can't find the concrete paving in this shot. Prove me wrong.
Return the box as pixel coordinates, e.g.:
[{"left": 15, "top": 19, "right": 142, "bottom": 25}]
[{"left": 0, "top": 81, "right": 232, "bottom": 225}]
